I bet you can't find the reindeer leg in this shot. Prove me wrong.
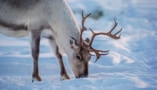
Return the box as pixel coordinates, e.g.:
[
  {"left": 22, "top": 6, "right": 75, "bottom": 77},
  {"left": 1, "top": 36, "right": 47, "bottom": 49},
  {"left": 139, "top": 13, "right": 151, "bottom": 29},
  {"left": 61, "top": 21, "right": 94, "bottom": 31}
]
[
  {"left": 56, "top": 46, "right": 70, "bottom": 80},
  {"left": 30, "top": 31, "right": 42, "bottom": 82},
  {"left": 49, "top": 39, "right": 70, "bottom": 80}
]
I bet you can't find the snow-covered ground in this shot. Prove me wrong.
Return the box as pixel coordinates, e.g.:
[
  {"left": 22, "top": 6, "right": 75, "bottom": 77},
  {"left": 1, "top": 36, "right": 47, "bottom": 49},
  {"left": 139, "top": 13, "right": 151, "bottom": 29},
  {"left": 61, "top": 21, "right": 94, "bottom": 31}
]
[{"left": 0, "top": 0, "right": 157, "bottom": 90}]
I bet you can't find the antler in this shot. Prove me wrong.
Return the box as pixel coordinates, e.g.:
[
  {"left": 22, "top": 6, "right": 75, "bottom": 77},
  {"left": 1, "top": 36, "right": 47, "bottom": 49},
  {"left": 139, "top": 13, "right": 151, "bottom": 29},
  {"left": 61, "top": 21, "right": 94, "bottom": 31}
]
[
  {"left": 88, "top": 20, "right": 122, "bottom": 62},
  {"left": 80, "top": 11, "right": 122, "bottom": 62},
  {"left": 80, "top": 11, "right": 91, "bottom": 46}
]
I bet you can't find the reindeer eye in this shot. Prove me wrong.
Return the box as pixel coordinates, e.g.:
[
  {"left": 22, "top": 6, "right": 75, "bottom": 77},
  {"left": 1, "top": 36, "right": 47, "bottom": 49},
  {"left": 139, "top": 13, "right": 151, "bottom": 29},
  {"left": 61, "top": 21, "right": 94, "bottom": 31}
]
[{"left": 76, "top": 55, "right": 81, "bottom": 60}]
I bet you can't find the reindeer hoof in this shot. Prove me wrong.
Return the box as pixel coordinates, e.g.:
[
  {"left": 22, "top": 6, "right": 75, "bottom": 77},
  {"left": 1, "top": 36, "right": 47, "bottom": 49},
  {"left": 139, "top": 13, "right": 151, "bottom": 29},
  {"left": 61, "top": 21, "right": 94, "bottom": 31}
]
[
  {"left": 60, "top": 74, "right": 70, "bottom": 80},
  {"left": 32, "top": 75, "right": 42, "bottom": 82}
]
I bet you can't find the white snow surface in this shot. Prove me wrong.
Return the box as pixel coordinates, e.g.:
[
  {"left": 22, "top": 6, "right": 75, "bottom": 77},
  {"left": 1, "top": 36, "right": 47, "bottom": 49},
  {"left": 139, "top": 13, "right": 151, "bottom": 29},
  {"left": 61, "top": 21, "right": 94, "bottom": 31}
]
[{"left": 0, "top": 0, "right": 157, "bottom": 90}]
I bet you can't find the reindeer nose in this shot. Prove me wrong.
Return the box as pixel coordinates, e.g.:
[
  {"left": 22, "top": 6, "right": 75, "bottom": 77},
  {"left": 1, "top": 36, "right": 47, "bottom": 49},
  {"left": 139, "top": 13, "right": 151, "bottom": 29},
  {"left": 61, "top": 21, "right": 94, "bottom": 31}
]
[{"left": 76, "top": 74, "right": 88, "bottom": 78}]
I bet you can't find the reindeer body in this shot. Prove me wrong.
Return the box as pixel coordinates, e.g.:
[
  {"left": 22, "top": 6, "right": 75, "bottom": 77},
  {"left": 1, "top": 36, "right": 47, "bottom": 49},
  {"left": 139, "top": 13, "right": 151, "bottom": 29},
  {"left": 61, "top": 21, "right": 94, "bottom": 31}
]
[{"left": 0, "top": 0, "right": 82, "bottom": 81}]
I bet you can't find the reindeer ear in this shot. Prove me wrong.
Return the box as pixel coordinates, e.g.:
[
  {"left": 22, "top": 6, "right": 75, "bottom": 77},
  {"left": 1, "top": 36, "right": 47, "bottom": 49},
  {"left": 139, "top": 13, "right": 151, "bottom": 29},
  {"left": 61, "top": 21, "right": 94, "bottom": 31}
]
[
  {"left": 84, "top": 38, "right": 90, "bottom": 45},
  {"left": 70, "top": 37, "right": 79, "bottom": 49}
]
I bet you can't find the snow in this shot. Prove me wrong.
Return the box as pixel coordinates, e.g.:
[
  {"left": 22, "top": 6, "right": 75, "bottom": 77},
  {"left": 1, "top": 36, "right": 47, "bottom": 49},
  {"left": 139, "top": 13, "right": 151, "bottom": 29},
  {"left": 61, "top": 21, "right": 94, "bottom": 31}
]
[{"left": 0, "top": 0, "right": 157, "bottom": 90}]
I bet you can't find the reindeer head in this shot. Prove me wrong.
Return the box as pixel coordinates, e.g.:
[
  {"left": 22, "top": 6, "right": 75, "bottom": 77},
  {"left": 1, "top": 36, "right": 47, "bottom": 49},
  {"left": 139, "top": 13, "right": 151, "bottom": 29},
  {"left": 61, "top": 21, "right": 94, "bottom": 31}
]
[{"left": 69, "top": 11, "right": 122, "bottom": 78}]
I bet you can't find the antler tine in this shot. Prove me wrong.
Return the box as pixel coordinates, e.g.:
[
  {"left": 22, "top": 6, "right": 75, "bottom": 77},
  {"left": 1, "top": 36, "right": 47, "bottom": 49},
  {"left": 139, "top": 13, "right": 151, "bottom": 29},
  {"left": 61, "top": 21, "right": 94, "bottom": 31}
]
[
  {"left": 108, "top": 19, "right": 118, "bottom": 33},
  {"left": 80, "top": 11, "right": 91, "bottom": 45},
  {"left": 89, "top": 20, "right": 122, "bottom": 47},
  {"left": 108, "top": 19, "right": 122, "bottom": 39},
  {"left": 114, "top": 27, "right": 122, "bottom": 38},
  {"left": 81, "top": 11, "right": 91, "bottom": 30},
  {"left": 90, "top": 47, "right": 109, "bottom": 62},
  {"left": 94, "top": 53, "right": 109, "bottom": 62}
]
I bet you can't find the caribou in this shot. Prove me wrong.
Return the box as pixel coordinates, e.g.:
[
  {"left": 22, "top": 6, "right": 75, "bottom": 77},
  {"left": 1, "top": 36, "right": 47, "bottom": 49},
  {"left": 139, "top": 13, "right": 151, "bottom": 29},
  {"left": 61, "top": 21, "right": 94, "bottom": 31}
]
[{"left": 0, "top": 0, "right": 122, "bottom": 82}]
